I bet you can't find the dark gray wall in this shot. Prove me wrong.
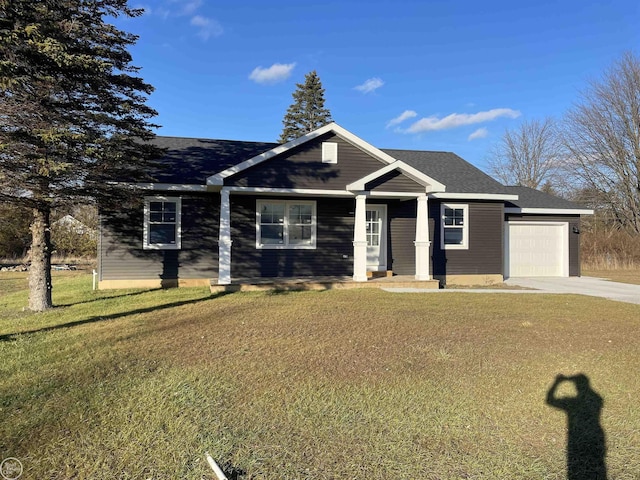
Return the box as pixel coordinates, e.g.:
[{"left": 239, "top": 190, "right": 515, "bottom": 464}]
[
  {"left": 388, "top": 200, "right": 417, "bottom": 275},
  {"left": 226, "top": 133, "right": 394, "bottom": 190},
  {"left": 368, "top": 170, "right": 424, "bottom": 193},
  {"left": 230, "top": 195, "right": 354, "bottom": 278},
  {"left": 431, "top": 201, "right": 504, "bottom": 277},
  {"left": 99, "top": 194, "right": 219, "bottom": 281},
  {"left": 505, "top": 214, "right": 581, "bottom": 276}
]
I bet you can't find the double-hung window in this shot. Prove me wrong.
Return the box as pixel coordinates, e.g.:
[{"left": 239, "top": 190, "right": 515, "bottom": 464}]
[
  {"left": 256, "top": 200, "right": 316, "bottom": 249},
  {"left": 144, "top": 196, "right": 182, "bottom": 249},
  {"left": 440, "top": 203, "right": 468, "bottom": 249}
]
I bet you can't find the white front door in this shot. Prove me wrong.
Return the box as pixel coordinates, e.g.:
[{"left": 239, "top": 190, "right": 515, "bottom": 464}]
[{"left": 366, "top": 205, "right": 387, "bottom": 271}]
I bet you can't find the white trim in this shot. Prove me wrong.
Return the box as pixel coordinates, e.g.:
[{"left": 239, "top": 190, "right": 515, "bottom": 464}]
[
  {"left": 368, "top": 191, "right": 425, "bottom": 198},
  {"left": 256, "top": 199, "right": 317, "bottom": 249},
  {"left": 207, "top": 122, "right": 409, "bottom": 185},
  {"left": 227, "top": 186, "right": 354, "bottom": 197},
  {"left": 440, "top": 203, "right": 469, "bottom": 250},
  {"left": 346, "top": 161, "right": 446, "bottom": 192},
  {"left": 143, "top": 196, "right": 182, "bottom": 250},
  {"left": 136, "top": 183, "right": 208, "bottom": 192},
  {"left": 218, "top": 188, "right": 232, "bottom": 285},
  {"left": 504, "top": 221, "right": 569, "bottom": 278},
  {"left": 505, "top": 207, "right": 594, "bottom": 215},
  {"left": 430, "top": 192, "right": 519, "bottom": 201}
]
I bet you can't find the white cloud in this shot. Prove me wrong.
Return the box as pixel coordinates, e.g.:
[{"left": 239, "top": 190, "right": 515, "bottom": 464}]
[
  {"left": 249, "top": 63, "right": 296, "bottom": 84},
  {"left": 468, "top": 127, "right": 489, "bottom": 141},
  {"left": 386, "top": 110, "right": 418, "bottom": 128},
  {"left": 179, "top": 0, "right": 202, "bottom": 15},
  {"left": 190, "top": 15, "right": 223, "bottom": 40},
  {"left": 405, "top": 108, "right": 521, "bottom": 133},
  {"left": 354, "top": 77, "right": 384, "bottom": 94}
]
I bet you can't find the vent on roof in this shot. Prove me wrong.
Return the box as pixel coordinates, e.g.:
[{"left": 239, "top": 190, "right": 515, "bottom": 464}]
[{"left": 322, "top": 142, "right": 338, "bottom": 164}]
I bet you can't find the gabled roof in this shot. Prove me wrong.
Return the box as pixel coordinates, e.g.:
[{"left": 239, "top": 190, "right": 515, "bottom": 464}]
[{"left": 504, "top": 186, "right": 594, "bottom": 214}]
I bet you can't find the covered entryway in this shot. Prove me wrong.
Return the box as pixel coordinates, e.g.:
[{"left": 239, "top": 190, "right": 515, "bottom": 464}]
[{"left": 504, "top": 221, "right": 569, "bottom": 277}]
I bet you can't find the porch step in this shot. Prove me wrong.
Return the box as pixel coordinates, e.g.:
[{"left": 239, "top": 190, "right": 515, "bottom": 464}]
[{"left": 367, "top": 270, "right": 393, "bottom": 279}]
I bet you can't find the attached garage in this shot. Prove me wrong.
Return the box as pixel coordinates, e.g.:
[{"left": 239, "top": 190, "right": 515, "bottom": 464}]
[{"left": 504, "top": 221, "right": 569, "bottom": 277}]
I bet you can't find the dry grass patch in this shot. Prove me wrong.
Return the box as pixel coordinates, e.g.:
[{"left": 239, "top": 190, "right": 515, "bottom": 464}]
[
  {"left": 583, "top": 268, "right": 640, "bottom": 285},
  {"left": 1, "top": 273, "right": 640, "bottom": 479}
]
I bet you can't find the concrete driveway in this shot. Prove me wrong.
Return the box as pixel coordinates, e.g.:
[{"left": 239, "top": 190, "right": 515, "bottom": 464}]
[
  {"left": 383, "top": 276, "right": 640, "bottom": 305},
  {"left": 504, "top": 276, "right": 640, "bottom": 305}
]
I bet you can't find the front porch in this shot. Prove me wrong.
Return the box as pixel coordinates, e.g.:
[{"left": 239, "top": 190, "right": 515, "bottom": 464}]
[{"left": 210, "top": 274, "right": 440, "bottom": 293}]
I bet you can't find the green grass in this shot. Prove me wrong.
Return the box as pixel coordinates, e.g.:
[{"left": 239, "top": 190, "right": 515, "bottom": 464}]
[{"left": 1, "top": 273, "right": 640, "bottom": 479}]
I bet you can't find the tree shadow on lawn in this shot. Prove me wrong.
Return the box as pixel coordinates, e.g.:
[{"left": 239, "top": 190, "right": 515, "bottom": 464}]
[
  {"left": 55, "top": 287, "right": 162, "bottom": 307},
  {"left": 0, "top": 292, "right": 232, "bottom": 342},
  {"left": 546, "top": 373, "right": 608, "bottom": 480}
]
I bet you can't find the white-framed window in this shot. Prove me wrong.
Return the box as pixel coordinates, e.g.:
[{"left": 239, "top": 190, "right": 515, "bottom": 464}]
[
  {"left": 143, "top": 196, "right": 182, "bottom": 250},
  {"left": 256, "top": 200, "right": 316, "bottom": 249},
  {"left": 440, "top": 203, "right": 469, "bottom": 250}
]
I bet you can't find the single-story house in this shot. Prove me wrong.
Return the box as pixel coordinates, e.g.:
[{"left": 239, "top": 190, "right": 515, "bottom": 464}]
[{"left": 98, "top": 123, "right": 593, "bottom": 289}]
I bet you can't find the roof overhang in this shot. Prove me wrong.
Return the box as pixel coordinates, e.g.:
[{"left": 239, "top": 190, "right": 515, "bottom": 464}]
[
  {"left": 430, "top": 192, "right": 519, "bottom": 201},
  {"left": 505, "top": 207, "right": 594, "bottom": 215},
  {"left": 206, "top": 122, "right": 419, "bottom": 186}
]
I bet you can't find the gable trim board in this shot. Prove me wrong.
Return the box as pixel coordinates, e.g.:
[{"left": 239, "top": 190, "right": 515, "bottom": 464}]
[{"left": 98, "top": 124, "right": 592, "bottom": 289}]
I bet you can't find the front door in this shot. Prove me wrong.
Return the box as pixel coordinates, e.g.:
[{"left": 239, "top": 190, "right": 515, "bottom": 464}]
[{"left": 366, "top": 205, "right": 387, "bottom": 271}]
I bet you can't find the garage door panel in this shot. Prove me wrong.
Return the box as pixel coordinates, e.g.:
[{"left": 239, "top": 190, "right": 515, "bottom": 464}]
[{"left": 506, "top": 223, "right": 568, "bottom": 277}]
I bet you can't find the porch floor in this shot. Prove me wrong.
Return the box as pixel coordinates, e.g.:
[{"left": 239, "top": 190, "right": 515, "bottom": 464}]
[{"left": 210, "top": 275, "right": 441, "bottom": 293}]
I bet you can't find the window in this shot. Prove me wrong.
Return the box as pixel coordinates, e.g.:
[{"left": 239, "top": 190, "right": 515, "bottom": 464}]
[
  {"left": 440, "top": 204, "right": 468, "bottom": 249},
  {"left": 256, "top": 200, "right": 316, "bottom": 249},
  {"left": 144, "top": 196, "right": 181, "bottom": 249}
]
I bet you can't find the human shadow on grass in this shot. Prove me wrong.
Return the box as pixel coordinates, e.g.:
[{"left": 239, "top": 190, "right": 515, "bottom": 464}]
[
  {"left": 0, "top": 292, "right": 231, "bottom": 342},
  {"left": 546, "top": 373, "right": 607, "bottom": 480}
]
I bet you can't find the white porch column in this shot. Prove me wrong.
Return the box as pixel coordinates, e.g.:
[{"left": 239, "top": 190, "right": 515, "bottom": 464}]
[
  {"left": 414, "top": 194, "right": 431, "bottom": 280},
  {"left": 353, "top": 194, "right": 368, "bottom": 282},
  {"left": 218, "top": 187, "right": 232, "bottom": 285}
]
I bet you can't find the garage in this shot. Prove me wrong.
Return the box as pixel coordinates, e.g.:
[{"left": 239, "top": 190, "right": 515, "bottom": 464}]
[{"left": 504, "top": 222, "right": 569, "bottom": 277}]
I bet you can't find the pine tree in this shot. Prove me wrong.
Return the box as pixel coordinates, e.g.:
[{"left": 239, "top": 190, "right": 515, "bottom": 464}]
[
  {"left": 279, "top": 70, "right": 333, "bottom": 143},
  {"left": 0, "top": 0, "right": 161, "bottom": 311}
]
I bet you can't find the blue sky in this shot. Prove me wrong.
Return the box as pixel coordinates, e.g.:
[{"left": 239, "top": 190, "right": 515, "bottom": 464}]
[{"left": 120, "top": 0, "right": 638, "bottom": 171}]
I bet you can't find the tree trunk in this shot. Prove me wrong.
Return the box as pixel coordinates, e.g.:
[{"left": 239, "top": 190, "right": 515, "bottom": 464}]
[{"left": 28, "top": 207, "right": 53, "bottom": 311}]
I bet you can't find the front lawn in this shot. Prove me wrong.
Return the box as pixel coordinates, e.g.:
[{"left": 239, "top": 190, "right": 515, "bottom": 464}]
[{"left": 1, "top": 273, "right": 639, "bottom": 479}]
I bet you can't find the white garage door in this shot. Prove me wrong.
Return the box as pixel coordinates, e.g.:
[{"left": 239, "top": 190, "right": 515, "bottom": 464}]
[{"left": 505, "top": 222, "right": 568, "bottom": 277}]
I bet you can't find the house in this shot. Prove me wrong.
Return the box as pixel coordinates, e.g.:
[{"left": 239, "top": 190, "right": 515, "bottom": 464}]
[{"left": 97, "top": 123, "right": 593, "bottom": 289}]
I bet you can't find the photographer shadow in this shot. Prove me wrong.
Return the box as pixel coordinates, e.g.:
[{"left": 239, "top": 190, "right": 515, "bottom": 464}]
[{"left": 546, "top": 373, "right": 607, "bottom": 480}]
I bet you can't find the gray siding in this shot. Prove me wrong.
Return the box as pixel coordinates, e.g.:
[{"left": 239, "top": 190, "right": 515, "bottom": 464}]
[
  {"left": 99, "top": 195, "right": 219, "bottom": 281},
  {"left": 388, "top": 200, "right": 417, "bottom": 275},
  {"left": 230, "top": 195, "right": 354, "bottom": 278},
  {"left": 505, "top": 214, "right": 581, "bottom": 276},
  {"left": 431, "top": 201, "right": 504, "bottom": 277},
  {"left": 226, "top": 133, "right": 389, "bottom": 190},
  {"left": 368, "top": 170, "right": 424, "bottom": 193}
]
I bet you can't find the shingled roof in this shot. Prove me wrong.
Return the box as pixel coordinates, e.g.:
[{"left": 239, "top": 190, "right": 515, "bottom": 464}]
[
  {"left": 149, "top": 136, "right": 277, "bottom": 184},
  {"left": 503, "top": 186, "right": 591, "bottom": 210},
  {"left": 382, "top": 149, "right": 510, "bottom": 194}
]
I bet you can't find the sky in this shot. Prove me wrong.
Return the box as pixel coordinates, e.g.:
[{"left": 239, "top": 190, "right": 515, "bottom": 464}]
[{"left": 118, "top": 0, "right": 639, "bottom": 171}]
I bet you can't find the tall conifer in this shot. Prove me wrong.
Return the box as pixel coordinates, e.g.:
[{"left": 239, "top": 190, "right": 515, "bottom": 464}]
[
  {"left": 279, "top": 71, "right": 332, "bottom": 143},
  {"left": 0, "top": 0, "right": 161, "bottom": 311}
]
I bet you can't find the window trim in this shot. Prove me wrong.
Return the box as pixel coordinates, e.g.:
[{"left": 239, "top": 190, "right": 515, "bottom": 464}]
[
  {"left": 256, "top": 199, "right": 317, "bottom": 250},
  {"left": 143, "top": 196, "right": 182, "bottom": 250},
  {"left": 440, "top": 203, "right": 469, "bottom": 250}
]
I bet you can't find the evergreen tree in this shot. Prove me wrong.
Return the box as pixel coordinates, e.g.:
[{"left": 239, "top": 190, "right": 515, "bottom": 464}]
[
  {"left": 279, "top": 70, "right": 332, "bottom": 143},
  {"left": 0, "top": 0, "right": 161, "bottom": 311}
]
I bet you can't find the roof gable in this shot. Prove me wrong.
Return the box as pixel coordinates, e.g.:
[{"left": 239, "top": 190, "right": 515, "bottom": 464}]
[{"left": 208, "top": 123, "right": 405, "bottom": 186}]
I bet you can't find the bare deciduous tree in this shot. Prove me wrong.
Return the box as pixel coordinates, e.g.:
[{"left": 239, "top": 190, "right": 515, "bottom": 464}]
[
  {"left": 563, "top": 52, "right": 640, "bottom": 234},
  {"left": 487, "top": 117, "right": 563, "bottom": 191}
]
